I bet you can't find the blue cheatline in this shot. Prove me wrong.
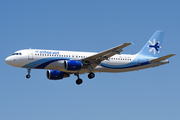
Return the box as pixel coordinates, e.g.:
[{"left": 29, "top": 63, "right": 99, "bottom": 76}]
[
  {"left": 100, "top": 58, "right": 150, "bottom": 69},
  {"left": 22, "top": 57, "right": 70, "bottom": 69}
]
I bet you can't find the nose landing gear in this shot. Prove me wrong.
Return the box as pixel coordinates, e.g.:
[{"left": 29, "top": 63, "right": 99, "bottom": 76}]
[
  {"left": 26, "top": 74, "right": 31, "bottom": 78},
  {"left": 26, "top": 68, "right": 31, "bottom": 79}
]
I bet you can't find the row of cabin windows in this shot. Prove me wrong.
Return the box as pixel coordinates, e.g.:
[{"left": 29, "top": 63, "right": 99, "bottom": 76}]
[
  {"left": 34, "top": 54, "right": 131, "bottom": 61},
  {"left": 110, "top": 58, "right": 131, "bottom": 61},
  {"left": 35, "top": 54, "right": 86, "bottom": 58}
]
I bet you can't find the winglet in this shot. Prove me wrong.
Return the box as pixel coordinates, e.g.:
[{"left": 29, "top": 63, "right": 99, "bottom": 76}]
[
  {"left": 149, "top": 54, "right": 176, "bottom": 62},
  {"left": 131, "top": 41, "right": 135, "bottom": 45}
]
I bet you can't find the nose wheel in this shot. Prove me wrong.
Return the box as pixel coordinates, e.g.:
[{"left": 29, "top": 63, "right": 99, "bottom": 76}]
[
  {"left": 26, "top": 68, "right": 31, "bottom": 79},
  {"left": 26, "top": 74, "right": 31, "bottom": 78}
]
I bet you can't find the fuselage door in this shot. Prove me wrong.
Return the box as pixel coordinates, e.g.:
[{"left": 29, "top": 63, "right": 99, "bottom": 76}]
[
  {"left": 136, "top": 58, "right": 141, "bottom": 66},
  {"left": 28, "top": 49, "right": 34, "bottom": 60}
]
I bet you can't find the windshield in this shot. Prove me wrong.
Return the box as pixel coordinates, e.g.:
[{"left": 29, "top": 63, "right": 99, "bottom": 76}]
[{"left": 12, "top": 53, "right": 22, "bottom": 55}]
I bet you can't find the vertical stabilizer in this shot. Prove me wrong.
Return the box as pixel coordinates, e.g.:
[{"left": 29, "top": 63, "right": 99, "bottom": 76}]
[{"left": 138, "top": 31, "right": 164, "bottom": 58}]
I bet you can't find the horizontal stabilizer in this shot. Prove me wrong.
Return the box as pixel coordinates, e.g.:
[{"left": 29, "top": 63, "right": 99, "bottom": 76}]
[{"left": 150, "top": 54, "right": 176, "bottom": 62}]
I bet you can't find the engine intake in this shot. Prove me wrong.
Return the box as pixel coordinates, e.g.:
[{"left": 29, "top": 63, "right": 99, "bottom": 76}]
[
  {"left": 46, "top": 70, "right": 69, "bottom": 80},
  {"left": 64, "top": 60, "right": 82, "bottom": 71}
]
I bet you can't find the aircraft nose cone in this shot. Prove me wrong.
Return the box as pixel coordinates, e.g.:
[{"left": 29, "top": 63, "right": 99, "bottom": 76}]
[{"left": 5, "top": 57, "right": 12, "bottom": 65}]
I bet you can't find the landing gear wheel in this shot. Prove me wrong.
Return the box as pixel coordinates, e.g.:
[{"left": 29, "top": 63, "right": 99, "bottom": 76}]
[
  {"left": 76, "top": 79, "right": 83, "bottom": 85},
  {"left": 88, "top": 72, "right": 95, "bottom": 79},
  {"left": 26, "top": 67, "right": 31, "bottom": 79},
  {"left": 26, "top": 74, "right": 31, "bottom": 79}
]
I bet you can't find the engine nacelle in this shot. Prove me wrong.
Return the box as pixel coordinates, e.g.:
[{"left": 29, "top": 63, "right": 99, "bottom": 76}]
[
  {"left": 46, "top": 70, "right": 70, "bottom": 80},
  {"left": 64, "top": 60, "right": 82, "bottom": 71}
]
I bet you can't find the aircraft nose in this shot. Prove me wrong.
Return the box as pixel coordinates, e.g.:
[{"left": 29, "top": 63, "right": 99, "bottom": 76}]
[{"left": 5, "top": 56, "right": 12, "bottom": 65}]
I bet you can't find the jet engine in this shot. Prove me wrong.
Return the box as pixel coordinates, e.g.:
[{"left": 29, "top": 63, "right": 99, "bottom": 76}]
[
  {"left": 64, "top": 60, "right": 82, "bottom": 71},
  {"left": 46, "top": 70, "right": 70, "bottom": 80}
]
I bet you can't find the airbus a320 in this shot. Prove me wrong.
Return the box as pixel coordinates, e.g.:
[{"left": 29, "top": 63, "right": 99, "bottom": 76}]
[{"left": 5, "top": 31, "right": 175, "bottom": 85}]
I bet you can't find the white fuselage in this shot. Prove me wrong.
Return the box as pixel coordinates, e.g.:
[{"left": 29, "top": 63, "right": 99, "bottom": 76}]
[
  {"left": 5, "top": 49, "right": 168, "bottom": 74},
  {"left": 4, "top": 31, "right": 174, "bottom": 85}
]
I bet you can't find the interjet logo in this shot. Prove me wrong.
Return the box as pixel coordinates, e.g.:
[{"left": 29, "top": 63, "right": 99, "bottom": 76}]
[{"left": 147, "top": 39, "right": 161, "bottom": 54}]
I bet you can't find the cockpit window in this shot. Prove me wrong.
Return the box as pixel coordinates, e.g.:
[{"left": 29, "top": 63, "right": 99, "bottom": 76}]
[
  {"left": 12, "top": 53, "right": 18, "bottom": 55},
  {"left": 12, "top": 53, "right": 22, "bottom": 55}
]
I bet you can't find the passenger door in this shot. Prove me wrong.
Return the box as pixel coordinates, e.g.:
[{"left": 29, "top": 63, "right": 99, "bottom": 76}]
[{"left": 28, "top": 49, "right": 34, "bottom": 60}]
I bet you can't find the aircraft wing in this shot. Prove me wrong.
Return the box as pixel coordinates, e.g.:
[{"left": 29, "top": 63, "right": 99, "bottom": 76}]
[{"left": 82, "top": 43, "right": 131, "bottom": 68}]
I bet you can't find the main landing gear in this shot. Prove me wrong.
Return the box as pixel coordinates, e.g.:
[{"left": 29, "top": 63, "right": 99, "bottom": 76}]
[
  {"left": 75, "top": 72, "right": 95, "bottom": 85},
  {"left": 88, "top": 72, "right": 95, "bottom": 79},
  {"left": 75, "top": 73, "right": 83, "bottom": 85},
  {"left": 26, "top": 68, "right": 31, "bottom": 79},
  {"left": 76, "top": 78, "right": 83, "bottom": 85}
]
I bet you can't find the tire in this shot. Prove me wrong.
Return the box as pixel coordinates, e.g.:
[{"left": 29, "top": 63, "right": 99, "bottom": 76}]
[
  {"left": 76, "top": 79, "right": 83, "bottom": 85},
  {"left": 26, "top": 74, "right": 30, "bottom": 79},
  {"left": 88, "top": 72, "right": 95, "bottom": 79}
]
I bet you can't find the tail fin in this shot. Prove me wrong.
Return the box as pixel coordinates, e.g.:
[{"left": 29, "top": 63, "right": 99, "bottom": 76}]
[{"left": 138, "top": 30, "right": 164, "bottom": 58}]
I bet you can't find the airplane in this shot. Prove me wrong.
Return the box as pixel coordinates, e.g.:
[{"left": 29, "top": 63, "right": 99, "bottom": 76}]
[{"left": 5, "top": 30, "right": 175, "bottom": 85}]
